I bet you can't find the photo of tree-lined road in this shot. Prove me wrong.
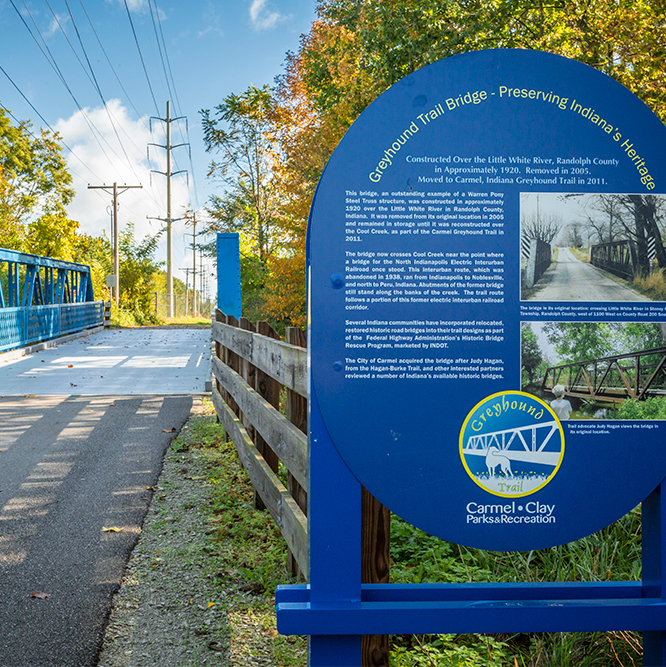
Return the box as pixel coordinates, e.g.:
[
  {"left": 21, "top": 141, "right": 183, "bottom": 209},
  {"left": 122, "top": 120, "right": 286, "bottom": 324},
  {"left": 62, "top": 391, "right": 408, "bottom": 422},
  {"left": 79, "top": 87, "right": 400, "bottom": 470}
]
[{"left": 521, "top": 193, "right": 666, "bottom": 302}]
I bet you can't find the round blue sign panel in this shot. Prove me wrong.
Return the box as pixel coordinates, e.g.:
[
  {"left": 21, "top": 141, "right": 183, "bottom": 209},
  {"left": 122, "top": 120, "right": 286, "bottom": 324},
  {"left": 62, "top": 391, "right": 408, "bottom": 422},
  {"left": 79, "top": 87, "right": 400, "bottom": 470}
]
[{"left": 308, "top": 49, "right": 666, "bottom": 551}]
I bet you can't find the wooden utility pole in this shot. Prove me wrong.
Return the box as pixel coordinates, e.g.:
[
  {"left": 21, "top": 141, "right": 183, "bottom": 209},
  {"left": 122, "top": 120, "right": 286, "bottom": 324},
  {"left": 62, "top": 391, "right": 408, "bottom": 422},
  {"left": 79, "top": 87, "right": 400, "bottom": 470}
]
[
  {"left": 88, "top": 182, "right": 142, "bottom": 306},
  {"left": 148, "top": 101, "right": 188, "bottom": 317}
]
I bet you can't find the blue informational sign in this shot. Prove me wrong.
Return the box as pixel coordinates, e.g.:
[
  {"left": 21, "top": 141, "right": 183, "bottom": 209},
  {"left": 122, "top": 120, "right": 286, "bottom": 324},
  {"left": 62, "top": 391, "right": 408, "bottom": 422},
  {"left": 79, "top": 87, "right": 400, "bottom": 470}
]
[
  {"left": 216, "top": 233, "right": 242, "bottom": 319},
  {"left": 308, "top": 49, "right": 666, "bottom": 551}
]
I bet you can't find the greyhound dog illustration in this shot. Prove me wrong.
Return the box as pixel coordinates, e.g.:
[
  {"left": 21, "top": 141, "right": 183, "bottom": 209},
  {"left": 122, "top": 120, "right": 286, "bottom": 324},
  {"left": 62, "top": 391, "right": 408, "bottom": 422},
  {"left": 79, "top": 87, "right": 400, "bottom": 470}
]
[{"left": 485, "top": 446, "right": 513, "bottom": 478}]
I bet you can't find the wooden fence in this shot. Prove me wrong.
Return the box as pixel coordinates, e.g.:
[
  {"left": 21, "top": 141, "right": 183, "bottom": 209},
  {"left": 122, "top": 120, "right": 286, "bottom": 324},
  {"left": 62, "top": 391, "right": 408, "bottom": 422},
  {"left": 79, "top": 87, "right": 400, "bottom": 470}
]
[{"left": 211, "top": 310, "right": 391, "bottom": 665}]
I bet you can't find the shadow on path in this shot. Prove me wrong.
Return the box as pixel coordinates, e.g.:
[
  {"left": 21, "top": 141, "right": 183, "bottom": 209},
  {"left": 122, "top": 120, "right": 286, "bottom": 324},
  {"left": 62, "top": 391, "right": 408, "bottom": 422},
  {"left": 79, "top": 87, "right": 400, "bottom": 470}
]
[{"left": 0, "top": 395, "right": 194, "bottom": 667}]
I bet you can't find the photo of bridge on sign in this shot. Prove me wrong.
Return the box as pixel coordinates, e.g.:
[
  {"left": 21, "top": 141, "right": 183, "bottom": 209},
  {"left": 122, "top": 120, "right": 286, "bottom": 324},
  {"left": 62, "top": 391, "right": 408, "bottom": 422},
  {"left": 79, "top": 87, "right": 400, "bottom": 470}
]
[
  {"left": 543, "top": 346, "right": 666, "bottom": 403},
  {"left": 522, "top": 322, "right": 666, "bottom": 416},
  {"left": 520, "top": 192, "right": 665, "bottom": 302}
]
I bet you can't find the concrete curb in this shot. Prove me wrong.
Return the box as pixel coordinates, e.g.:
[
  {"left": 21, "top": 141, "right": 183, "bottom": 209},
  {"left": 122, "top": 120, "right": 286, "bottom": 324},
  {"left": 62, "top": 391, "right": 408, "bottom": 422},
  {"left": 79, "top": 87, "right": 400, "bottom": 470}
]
[{"left": 0, "top": 325, "right": 105, "bottom": 362}]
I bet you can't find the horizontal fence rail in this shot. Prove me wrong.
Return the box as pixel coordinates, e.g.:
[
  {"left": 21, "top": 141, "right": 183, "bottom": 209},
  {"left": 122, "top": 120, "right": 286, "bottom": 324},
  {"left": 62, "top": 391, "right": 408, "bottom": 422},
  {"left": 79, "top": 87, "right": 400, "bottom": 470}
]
[{"left": 211, "top": 310, "right": 414, "bottom": 664}]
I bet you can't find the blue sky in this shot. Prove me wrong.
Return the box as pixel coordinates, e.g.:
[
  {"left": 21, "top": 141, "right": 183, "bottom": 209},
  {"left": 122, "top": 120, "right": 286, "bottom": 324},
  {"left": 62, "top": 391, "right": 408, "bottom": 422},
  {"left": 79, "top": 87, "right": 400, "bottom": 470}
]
[{"left": 0, "top": 0, "right": 316, "bottom": 292}]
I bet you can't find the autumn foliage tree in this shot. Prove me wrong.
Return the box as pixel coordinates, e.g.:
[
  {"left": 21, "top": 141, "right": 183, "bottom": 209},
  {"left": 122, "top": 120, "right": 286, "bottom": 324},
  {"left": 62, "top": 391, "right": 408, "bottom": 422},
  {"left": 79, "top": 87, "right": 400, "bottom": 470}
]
[{"left": 201, "top": 0, "right": 666, "bottom": 329}]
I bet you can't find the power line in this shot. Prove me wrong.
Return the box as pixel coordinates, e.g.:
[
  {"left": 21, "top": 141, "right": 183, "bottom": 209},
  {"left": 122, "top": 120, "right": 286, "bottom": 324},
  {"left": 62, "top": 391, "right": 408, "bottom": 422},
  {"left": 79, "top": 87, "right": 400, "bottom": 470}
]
[
  {"left": 123, "top": 0, "right": 160, "bottom": 115},
  {"left": 9, "top": 0, "right": 136, "bottom": 174},
  {"left": 153, "top": 0, "right": 182, "bottom": 115},
  {"left": 77, "top": 0, "right": 148, "bottom": 129},
  {"left": 44, "top": 0, "right": 143, "bottom": 183},
  {"left": 148, "top": 0, "right": 199, "bottom": 209},
  {"left": 0, "top": 66, "right": 106, "bottom": 187},
  {"left": 147, "top": 0, "right": 175, "bottom": 109}
]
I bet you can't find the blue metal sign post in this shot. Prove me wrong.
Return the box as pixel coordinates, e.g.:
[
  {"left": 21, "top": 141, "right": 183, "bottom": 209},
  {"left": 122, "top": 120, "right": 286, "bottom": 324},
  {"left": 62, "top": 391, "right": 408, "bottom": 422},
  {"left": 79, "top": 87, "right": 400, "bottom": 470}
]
[
  {"left": 216, "top": 233, "right": 242, "bottom": 319},
  {"left": 276, "top": 49, "right": 666, "bottom": 665}
]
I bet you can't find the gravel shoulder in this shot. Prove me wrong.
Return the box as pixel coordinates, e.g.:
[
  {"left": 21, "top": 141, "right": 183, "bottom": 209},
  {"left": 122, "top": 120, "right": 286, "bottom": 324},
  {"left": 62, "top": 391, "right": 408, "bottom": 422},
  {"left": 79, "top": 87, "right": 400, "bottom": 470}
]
[{"left": 96, "top": 397, "right": 306, "bottom": 667}]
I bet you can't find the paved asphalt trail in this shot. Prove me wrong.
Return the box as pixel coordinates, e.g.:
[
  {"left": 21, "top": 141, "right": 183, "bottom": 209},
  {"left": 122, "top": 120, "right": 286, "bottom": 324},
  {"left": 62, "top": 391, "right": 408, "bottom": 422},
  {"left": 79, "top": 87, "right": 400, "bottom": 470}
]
[
  {"left": 0, "top": 328, "right": 211, "bottom": 666},
  {"left": 528, "top": 247, "right": 650, "bottom": 301}
]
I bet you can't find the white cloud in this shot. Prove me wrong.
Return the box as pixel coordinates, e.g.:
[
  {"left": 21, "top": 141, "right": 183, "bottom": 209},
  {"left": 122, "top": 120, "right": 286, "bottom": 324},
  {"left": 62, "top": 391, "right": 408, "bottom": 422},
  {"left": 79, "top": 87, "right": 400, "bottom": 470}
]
[
  {"left": 55, "top": 100, "right": 196, "bottom": 283},
  {"left": 249, "top": 0, "right": 287, "bottom": 30},
  {"left": 109, "top": 0, "right": 148, "bottom": 13},
  {"left": 44, "top": 13, "right": 69, "bottom": 39}
]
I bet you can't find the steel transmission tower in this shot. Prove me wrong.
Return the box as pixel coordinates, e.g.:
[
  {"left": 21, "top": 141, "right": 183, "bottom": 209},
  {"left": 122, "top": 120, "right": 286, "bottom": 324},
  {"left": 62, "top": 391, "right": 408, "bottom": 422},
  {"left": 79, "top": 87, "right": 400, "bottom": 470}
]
[{"left": 148, "top": 101, "right": 189, "bottom": 317}]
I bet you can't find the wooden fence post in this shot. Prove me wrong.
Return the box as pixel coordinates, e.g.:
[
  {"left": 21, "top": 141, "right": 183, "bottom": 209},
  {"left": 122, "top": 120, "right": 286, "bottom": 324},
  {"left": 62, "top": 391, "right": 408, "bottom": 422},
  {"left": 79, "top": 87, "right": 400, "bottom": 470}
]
[
  {"left": 362, "top": 487, "right": 391, "bottom": 666},
  {"left": 225, "top": 315, "right": 241, "bottom": 421},
  {"left": 254, "top": 321, "right": 281, "bottom": 511},
  {"left": 214, "top": 310, "right": 226, "bottom": 426},
  {"left": 239, "top": 317, "right": 257, "bottom": 444},
  {"left": 286, "top": 327, "right": 308, "bottom": 579}
]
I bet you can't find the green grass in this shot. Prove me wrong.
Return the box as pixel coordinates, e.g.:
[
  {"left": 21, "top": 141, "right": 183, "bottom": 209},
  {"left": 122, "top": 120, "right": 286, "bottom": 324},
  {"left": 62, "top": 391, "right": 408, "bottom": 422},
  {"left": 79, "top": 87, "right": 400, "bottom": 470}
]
[
  {"left": 632, "top": 267, "right": 666, "bottom": 301},
  {"left": 390, "top": 512, "right": 643, "bottom": 666},
  {"left": 175, "top": 399, "right": 307, "bottom": 665}
]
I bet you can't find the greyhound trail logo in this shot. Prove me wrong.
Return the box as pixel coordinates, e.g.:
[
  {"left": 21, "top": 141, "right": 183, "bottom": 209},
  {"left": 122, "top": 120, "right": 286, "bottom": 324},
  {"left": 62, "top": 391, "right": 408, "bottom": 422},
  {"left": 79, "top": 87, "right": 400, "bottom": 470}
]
[{"left": 459, "top": 391, "right": 565, "bottom": 498}]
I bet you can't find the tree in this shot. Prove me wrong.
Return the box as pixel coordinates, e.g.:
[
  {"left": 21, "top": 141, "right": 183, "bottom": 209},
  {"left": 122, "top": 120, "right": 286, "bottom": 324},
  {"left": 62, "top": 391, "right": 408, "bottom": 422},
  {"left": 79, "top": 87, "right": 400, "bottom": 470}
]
[
  {"left": 0, "top": 108, "right": 74, "bottom": 250},
  {"left": 26, "top": 205, "right": 80, "bottom": 261},
  {"left": 72, "top": 233, "right": 113, "bottom": 303},
  {"left": 521, "top": 323, "right": 544, "bottom": 387},
  {"left": 543, "top": 322, "right": 664, "bottom": 366},
  {"left": 563, "top": 222, "right": 584, "bottom": 248},
  {"left": 201, "top": 85, "right": 282, "bottom": 264},
  {"left": 543, "top": 322, "right": 614, "bottom": 364},
  {"left": 521, "top": 211, "right": 564, "bottom": 244},
  {"left": 117, "top": 224, "right": 163, "bottom": 323},
  {"left": 312, "top": 0, "right": 666, "bottom": 121}
]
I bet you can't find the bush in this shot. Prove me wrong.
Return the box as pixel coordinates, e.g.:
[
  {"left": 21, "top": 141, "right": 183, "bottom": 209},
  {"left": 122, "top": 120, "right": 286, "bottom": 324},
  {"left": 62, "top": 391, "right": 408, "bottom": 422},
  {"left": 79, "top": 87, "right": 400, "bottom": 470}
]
[{"left": 614, "top": 396, "right": 666, "bottom": 420}]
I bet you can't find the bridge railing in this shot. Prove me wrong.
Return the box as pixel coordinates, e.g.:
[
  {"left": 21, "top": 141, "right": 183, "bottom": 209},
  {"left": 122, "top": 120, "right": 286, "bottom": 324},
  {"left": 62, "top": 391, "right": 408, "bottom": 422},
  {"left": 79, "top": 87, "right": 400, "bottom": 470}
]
[
  {"left": 0, "top": 248, "right": 104, "bottom": 352},
  {"left": 590, "top": 240, "right": 641, "bottom": 280},
  {"left": 0, "top": 303, "right": 105, "bottom": 353}
]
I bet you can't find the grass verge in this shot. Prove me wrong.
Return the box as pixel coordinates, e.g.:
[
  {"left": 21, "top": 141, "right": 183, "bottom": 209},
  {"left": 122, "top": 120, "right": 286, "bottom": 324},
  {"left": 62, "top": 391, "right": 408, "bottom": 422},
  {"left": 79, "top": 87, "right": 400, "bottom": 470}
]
[
  {"left": 390, "top": 513, "right": 642, "bottom": 666},
  {"left": 175, "top": 398, "right": 307, "bottom": 666}
]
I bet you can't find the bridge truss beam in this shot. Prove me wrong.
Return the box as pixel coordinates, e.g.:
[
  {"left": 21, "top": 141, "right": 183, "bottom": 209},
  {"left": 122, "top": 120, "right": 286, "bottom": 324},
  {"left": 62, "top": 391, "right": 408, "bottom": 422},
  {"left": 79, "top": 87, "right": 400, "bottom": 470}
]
[
  {"left": 0, "top": 248, "right": 103, "bottom": 353},
  {"left": 542, "top": 347, "right": 666, "bottom": 403}
]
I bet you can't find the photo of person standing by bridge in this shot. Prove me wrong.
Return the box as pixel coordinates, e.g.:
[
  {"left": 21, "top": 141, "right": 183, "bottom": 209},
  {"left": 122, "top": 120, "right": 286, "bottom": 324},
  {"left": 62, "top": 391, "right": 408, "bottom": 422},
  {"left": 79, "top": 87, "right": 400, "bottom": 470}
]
[
  {"left": 521, "top": 321, "right": 666, "bottom": 419},
  {"left": 520, "top": 193, "right": 666, "bottom": 302}
]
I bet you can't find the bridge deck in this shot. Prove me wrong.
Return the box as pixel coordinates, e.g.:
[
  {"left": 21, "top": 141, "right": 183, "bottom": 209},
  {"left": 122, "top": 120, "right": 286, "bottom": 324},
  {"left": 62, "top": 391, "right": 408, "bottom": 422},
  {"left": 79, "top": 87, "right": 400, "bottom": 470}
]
[{"left": 0, "top": 327, "right": 211, "bottom": 395}]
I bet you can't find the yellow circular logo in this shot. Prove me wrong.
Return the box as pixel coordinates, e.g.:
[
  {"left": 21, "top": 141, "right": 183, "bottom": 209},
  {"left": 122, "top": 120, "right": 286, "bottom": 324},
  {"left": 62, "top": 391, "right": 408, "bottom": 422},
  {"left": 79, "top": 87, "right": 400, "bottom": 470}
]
[{"left": 459, "top": 391, "right": 565, "bottom": 498}]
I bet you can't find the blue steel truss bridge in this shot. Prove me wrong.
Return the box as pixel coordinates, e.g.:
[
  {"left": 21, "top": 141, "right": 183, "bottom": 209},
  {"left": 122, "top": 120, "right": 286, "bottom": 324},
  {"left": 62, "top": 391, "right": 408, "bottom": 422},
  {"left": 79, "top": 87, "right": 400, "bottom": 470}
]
[
  {"left": 542, "top": 347, "right": 666, "bottom": 403},
  {"left": 463, "top": 421, "right": 562, "bottom": 467},
  {"left": 0, "top": 248, "right": 104, "bottom": 353}
]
